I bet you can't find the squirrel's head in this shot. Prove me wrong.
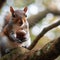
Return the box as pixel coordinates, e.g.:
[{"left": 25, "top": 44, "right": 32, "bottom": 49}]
[{"left": 10, "top": 6, "right": 28, "bottom": 26}]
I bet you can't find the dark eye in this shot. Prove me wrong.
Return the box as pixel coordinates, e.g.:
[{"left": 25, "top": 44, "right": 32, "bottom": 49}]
[
  {"left": 25, "top": 14, "right": 27, "bottom": 17},
  {"left": 12, "top": 13, "right": 16, "bottom": 17},
  {"left": 24, "top": 14, "right": 27, "bottom": 17}
]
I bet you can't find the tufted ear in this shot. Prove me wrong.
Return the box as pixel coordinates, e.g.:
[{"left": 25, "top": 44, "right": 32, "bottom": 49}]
[
  {"left": 23, "top": 7, "right": 28, "bottom": 13},
  {"left": 10, "top": 6, "right": 14, "bottom": 13}
]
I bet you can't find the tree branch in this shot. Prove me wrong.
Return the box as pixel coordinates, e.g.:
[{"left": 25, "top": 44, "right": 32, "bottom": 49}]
[
  {"left": 27, "top": 9, "right": 49, "bottom": 28},
  {"left": 27, "top": 9, "right": 60, "bottom": 28},
  {"left": 24, "top": 37, "right": 60, "bottom": 60},
  {"left": 1, "top": 37, "right": 60, "bottom": 60},
  {"left": 28, "top": 20, "right": 60, "bottom": 50}
]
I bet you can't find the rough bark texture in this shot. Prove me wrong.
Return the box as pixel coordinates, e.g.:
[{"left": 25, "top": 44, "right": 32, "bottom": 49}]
[{"left": 0, "top": 37, "right": 60, "bottom": 60}]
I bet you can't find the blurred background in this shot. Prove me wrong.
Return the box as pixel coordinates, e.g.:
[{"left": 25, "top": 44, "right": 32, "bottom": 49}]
[{"left": 0, "top": 0, "right": 60, "bottom": 60}]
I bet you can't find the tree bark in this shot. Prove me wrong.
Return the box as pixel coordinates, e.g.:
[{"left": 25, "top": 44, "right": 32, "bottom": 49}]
[
  {"left": 24, "top": 37, "right": 60, "bottom": 60},
  {"left": 0, "top": 37, "right": 60, "bottom": 60}
]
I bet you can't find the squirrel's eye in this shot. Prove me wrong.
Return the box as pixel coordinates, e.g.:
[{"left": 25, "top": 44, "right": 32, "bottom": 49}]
[
  {"left": 12, "top": 13, "right": 16, "bottom": 17},
  {"left": 25, "top": 14, "right": 27, "bottom": 17}
]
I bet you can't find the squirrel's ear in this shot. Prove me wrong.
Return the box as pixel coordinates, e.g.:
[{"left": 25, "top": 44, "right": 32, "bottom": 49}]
[
  {"left": 23, "top": 7, "right": 28, "bottom": 13},
  {"left": 10, "top": 6, "right": 14, "bottom": 13}
]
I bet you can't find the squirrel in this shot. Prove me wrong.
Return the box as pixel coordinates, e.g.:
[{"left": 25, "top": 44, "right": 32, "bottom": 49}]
[{"left": 0, "top": 6, "right": 31, "bottom": 57}]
